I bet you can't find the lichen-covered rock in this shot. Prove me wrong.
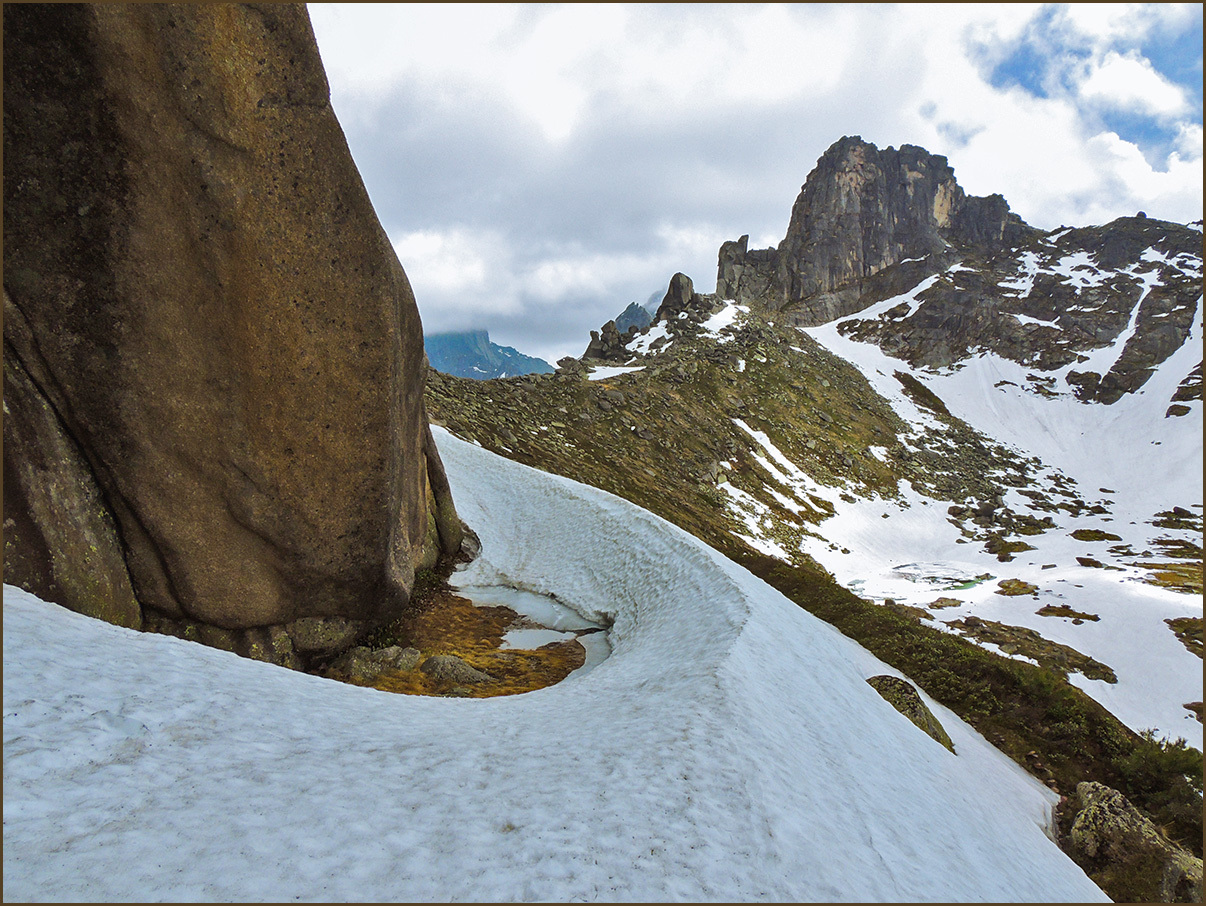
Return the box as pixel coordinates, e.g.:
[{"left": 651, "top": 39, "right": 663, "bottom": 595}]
[
  {"left": 866, "top": 675, "right": 954, "bottom": 753},
  {"left": 328, "top": 645, "right": 423, "bottom": 682},
  {"left": 420, "top": 654, "right": 496, "bottom": 686},
  {"left": 1063, "top": 781, "right": 1203, "bottom": 903},
  {"left": 3, "top": 4, "right": 460, "bottom": 655},
  {"left": 3, "top": 292, "right": 141, "bottom": 631}
]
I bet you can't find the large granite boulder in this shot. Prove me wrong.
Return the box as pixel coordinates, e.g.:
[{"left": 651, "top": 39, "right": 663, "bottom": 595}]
[{"left": 3, "top": 4, "right": 461, "bottom": 662}]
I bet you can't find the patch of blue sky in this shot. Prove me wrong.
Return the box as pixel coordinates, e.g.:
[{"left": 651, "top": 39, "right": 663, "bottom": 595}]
[
  {"left": 1098, "top": 109, "right": 1186, "bottom": 169},
  {"left": 988, "top": 39, "right": 1063, "bottom": 99},
  {"left": 1138, "top": 9, "right": 1203, "bottom": 111}
]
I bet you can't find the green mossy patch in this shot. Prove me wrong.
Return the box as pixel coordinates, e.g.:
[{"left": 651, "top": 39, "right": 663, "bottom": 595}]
[
  {"left": 1070, "top": 528, "right": 1123, "bottom": 542},
  {"left": 894, "top": 370, "right": 951, "bottom": 417},
  {"left": 929, "top": 596, "right": 964, "bottom": 609},
  {"left": 1037, "top": 604, "right": 1101, "bottom": 623},
  {"left": 1164, "top": 617, "right": 1203, "bottom": 658},
  {"left": 996, "top": 578, "right": 1039, "bottom": 596},
  {"left": 1131, "top": 559, "right": 1204, "bottom": 595},
  {"left": 946, "top": 615, "right": 1117, "bottom": 683},
  {"left": 985, "top": 536, "right": 1037, "bottom": 562}
]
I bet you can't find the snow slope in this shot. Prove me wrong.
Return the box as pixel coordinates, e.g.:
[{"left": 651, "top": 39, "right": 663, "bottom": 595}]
[
  {"left": 3, "top": 428, "right": 1106, "bottom": 902},
  {"left": 801, "top": 281, "right": 1203, "bottom": 745}
]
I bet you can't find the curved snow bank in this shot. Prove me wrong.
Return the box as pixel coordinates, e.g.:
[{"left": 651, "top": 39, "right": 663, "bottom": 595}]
[{"left": 3, "top": 429, "right": 1105, "bottom": 902}]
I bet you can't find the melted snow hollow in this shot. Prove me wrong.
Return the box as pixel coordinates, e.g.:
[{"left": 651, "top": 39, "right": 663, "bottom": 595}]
[{"left": 1, "top": 428, "right": 1105, "bottom": 902}]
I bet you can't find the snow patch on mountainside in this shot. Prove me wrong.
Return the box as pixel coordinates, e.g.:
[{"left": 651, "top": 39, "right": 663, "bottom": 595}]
[
  {"left": 2, "top": 429, "right": 1106, "bottom": 902},
  {"left": 801, "top": 276, "right": 1203, "bottom": 745}
]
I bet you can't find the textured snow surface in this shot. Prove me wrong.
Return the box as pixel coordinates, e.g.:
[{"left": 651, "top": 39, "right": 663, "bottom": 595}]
[
  {"left": 587, "top": 364, "right": 645, "bottom": 381},
  {"left": 3, "top": 428, "right": 1105, "bottom": 902}
]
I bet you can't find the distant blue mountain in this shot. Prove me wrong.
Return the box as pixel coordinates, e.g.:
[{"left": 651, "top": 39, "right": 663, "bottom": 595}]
[
  {"left": 614, "top": 301, "right": 653, "bottom": 334},
  {"left": 425, "top": 330, "right": 554, "bottom": 380}
]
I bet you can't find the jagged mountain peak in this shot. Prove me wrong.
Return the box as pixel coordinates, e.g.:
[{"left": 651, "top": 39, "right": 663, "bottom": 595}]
[{"left": 718, "top": 135, "right": 1036, "bottom": 324}]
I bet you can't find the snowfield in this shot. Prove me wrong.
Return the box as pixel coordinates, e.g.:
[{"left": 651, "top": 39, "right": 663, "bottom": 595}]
[
  {"left": 2, "top": 428, "right": 1107, "bottom": 902},
  {"left": 802, "top": 275, "right": 1203, "bottom": 747}
]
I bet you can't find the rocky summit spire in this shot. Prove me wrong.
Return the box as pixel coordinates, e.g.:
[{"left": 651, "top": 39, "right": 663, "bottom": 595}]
[{"left": 717, "top": 136, "right": 1030, "bottom": 323}]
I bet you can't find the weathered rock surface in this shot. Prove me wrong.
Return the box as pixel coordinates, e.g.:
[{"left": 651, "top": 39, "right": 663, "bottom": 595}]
[
  {"left": 328, "top": 645, "right": 423, "bottom": 682},
  {"left": 866, "top": 675, "right": 954, "bottom": 752},
  {"left": 836, "top": 216, "right": 1202, "bottom": 397},
  {"left": 3, "top": 4, "right": 461, "bottom": 659},
  {"left": 419, "top": 654, "right": 496, "bottom": 685},
  {"left": 1061, "top": 781, "right": 1203, "bottom": 903}
]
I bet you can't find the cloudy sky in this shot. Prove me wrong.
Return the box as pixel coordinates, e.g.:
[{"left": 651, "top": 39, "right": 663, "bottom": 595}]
[{"left": 308, "top": 3, "right": 1203, "bottom": 364}]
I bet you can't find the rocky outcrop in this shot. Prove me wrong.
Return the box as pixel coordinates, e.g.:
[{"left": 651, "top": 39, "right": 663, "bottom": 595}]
[
  {"left": 1059, "top": 781, "right": 1203, "bottom": 903},
  {"left": 3, "top": 4, "right": 461, "bottom": 663},
  {"left": 717, "top": 136, "right": 1031, "bottom": 322},
  {"left": 866, "top": 675, "right": 954, "bottom": 752},
  {"left": 655, "top": 272, "right": 699, "bottom": 322},
  {"left": 583, "top": 319, "right": 635, "bottom": 361}
]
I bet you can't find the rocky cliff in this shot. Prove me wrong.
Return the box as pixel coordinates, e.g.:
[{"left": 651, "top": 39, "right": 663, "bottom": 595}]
[
  {"left": 717, "top": 136, "right": 1033, "bottom": 323},
  {"left": 3, "top": 3, "right": 461, "bottom": 665}
]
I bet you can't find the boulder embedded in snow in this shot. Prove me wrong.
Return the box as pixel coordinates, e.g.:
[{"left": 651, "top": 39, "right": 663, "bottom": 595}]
[
  {"left": 1063, "top": 781, "right": 1203, "bottom": 903},
  {"left": 3, "top": 4, "right": 461, "bottom": 654},
  {"left": 866, "top": 675, "right": 955, "bottom": 753}
]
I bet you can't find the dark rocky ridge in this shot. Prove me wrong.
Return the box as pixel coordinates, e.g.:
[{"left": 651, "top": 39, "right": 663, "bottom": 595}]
[
  {"left": 3, "top": 4, "right": 461, "bottom": 665},
  {"left": 832, "top": 216, "right": 1202, "bottom": 401}
]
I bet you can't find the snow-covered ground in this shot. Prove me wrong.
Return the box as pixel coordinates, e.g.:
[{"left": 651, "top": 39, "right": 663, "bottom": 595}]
[
  {"left": 800, "top": 277, "right": 1203, "bottom": 746},
  {"left": 3, "top": 428, "right": 1106, "bottom": 902}
]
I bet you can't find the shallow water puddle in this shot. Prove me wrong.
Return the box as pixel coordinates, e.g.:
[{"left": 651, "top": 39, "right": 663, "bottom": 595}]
[{"left": 453, "top": 583, "right": 612, "bottom": 678}]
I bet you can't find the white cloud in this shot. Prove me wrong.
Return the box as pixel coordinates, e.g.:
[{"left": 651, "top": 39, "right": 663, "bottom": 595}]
[
  {"left": 1077, "top": 51, "right": 1189, "bottom": 118},
  {"left": 392, "top": 227, "right": 507, "bottom": 307},
  {"left": 312, "top": 3, "right": 1203, "bottom": 358},
  {"left": 1056, "top": 3, "right": 1198, "bottom": 47}
]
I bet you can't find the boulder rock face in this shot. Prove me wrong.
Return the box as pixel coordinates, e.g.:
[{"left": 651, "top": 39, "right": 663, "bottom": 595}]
[
  {"left": 717, "top": 136, "right": 1026, "bottom": 322},
  {"left": 3, "top": 4, "right": 461, "bottom": 659},
  {"left": 1061, "top": 781, "right": 1203, "bottom": 903},
  {"left": 866, "top": 675, "right": 954, "bottom": 752}
]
